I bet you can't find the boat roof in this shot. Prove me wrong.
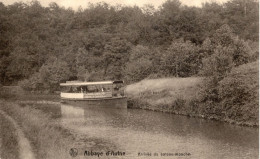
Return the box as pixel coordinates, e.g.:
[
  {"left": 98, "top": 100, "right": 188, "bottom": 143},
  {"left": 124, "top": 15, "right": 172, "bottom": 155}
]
[{"left": 60, "top": 80, "right": 123, "bottom": 86}]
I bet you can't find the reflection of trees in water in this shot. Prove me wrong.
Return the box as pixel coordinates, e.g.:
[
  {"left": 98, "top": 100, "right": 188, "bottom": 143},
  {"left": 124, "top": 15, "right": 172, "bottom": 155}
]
[{"left": 126, "top": 110, "right": 258, "bottom": 148}]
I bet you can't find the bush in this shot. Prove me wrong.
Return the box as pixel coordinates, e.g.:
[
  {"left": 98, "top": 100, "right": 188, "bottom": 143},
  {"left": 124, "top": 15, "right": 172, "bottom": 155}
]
[
  {"left": 218, "top": 61, "right": 258, "bottom": 123},
  {"left": 200, "top": 45, "right": 234, "bottom": 78},
  {"left": 124, "top": 58, "right": 153, "bottom": 83},
  {"left": 160, "top": 39, "right": 199, "bottom": 77}
]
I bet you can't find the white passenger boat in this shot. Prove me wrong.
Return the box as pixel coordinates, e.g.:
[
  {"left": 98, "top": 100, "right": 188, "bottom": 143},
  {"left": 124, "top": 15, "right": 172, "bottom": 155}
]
[{"left": 60, "top": 80, "right": 127, "bottom": 108}]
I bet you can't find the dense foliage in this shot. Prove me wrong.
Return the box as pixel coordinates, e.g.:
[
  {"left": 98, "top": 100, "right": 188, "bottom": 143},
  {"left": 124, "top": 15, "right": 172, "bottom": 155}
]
[
  {"left": 0, "top": 0, "right": 258, "bottom": 92},
  {"left": 218, "top": 61, "right": 258, "bottom": 123}
]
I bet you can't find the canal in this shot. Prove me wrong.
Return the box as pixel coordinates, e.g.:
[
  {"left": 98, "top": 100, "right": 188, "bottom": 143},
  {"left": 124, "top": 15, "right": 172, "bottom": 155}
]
[{"left": 46, "top": 103, "right": 258, "bottom": 159}]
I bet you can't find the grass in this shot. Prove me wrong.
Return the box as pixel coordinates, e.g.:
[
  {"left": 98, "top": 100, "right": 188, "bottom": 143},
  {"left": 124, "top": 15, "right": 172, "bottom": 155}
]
[
  {"left": 0, "top": 114, "right": 19, "bottom": 159},
  {"left": 126, "top": 77, "right": 203, "bottom": 107},
  {"left": 0, "top": 90, "right": 60, "bottom": 102},
  {"left": 0, "top": 100, "right": 73, "bottom": 159},
  {"left": 0, "top": 99, "right": 118, "bottom": 159},
  {"left": 126, "top": 61, "right": 258, "bottom": 127},
  {"left": 16, "top": 93, "right": 60, "bottom": 102}
]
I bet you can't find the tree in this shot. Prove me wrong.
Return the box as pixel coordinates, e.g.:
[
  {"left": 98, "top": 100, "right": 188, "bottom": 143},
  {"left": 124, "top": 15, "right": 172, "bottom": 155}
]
[
  {"left": 0, "top": 0, "right": 258, "bottom": 89},
  {"left": 198, "top": 2, "right": 224, "bottom": 41},
  {"left": 124, "top": 58, "right": 153, "bottom": 82},
  {"left": 210, "top": 24, "right": 253, "bottom": 66},
  {"left": 5, "top": 33, "right": 46, "bottom": 83},
  {"left": 18, "top": 72, "right": 42, "bottom": 91},
  {"left": 39, "top": 59, "right": 71, "bottom": 91},
  {"left": 128, "top": 45, "right": 151, "bottom": 61},
  {"left": 103, "top": 37, "right": 132, "bottom": 79},
  {"left": 161, "top": 39, "right": 199, "bottom": 77},
  {"left": 211, "top": 24, "right": 235, "bottom": 47},
  {"left": 175, "top": 7, "right": 202, "bottom": 44},
  {"left": 0, "top": 3, "right": 13, "bottom": 84},
  {"left": 76, "top": 66, "right": 91, "bottom": 81},
  {"left": 123, "top": 45, "right": 154, "bottom": 82},
  {"left": 200, "top": 46, "right": 234, "bottom": 78},
  {"left": 222, "top": 0, "right": 259, "bottom": 40},
  {"left": 232, "top": 38, "right": 253, "bottom": 66}
]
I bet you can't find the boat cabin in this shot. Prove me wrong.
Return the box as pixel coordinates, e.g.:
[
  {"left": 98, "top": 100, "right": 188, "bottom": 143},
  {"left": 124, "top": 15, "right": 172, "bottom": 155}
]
[{"left": 60, "top": 80, "right": 125, "bottom": 99}]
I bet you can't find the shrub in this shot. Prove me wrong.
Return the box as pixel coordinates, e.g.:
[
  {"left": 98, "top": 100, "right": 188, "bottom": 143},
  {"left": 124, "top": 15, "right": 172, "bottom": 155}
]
[
  {"left": 218, "top": 61, "right": 258, "bottom": 123},
  {"left": 124, "top": 58, "right": 153, "bottom": 83},
  {"left": 200, "top": 45, "right": 234, "bottom": 78}
]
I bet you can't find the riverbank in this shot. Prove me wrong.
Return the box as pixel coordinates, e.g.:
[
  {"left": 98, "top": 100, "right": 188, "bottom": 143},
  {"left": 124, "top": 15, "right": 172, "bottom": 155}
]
[
  {"left": 0, "top": 112, "right": 19, "bottom": 159},
  {"left": 126, "top": 61, "right": 259, "bottom": 127},
  {"left": 0, "top": 110, "right": 35, "bottom": 159},
  {"left": 126, "top": 77, "right": 206, "bottom": 118},
  {"left": 0, "top": 99, "right": 121, "bottom": 159},
  {"left": 0, "top": 100, "right": 72, "bottom": 159}
]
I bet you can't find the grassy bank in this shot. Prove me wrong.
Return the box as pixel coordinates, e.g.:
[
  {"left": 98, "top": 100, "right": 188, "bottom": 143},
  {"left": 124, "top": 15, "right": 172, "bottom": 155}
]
[
  {"left": 0, "top": 92, "right": 60, "bottom": 102},
  {"left": 0, "top": 100, "right": 73, "bottom": 159},
  {"left": 126, "top": 77, "right": 204, "bottom": 115},
  {"left": 126, "top": 61, "right": 258, "bottom": 127},
  {"left": 0, "top": 114, "right": 19, "bottom": 159}
]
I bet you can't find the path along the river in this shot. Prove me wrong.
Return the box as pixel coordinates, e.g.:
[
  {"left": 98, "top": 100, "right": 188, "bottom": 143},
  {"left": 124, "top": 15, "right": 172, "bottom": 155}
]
[{"left": 0, "top": 110, "right": 35, "bottom": 159}]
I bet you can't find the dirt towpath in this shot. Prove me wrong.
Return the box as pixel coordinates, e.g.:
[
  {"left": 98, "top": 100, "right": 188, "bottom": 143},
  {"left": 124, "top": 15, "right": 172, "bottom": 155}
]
[{"left": 0, "top": 110, "right": 35, "bottom": 159}]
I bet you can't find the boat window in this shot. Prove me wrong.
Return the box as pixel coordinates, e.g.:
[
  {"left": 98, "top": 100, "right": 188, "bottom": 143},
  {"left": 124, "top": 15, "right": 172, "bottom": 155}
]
[
  {"left": 81, "top": 86, "right": 88, "bottom": 93},
  {"left": 87, "top": 85, "right": 99, "bottom": 92},
  {"left": 61, "top": 84, "right": 114, "bottom": 93},
  {"left": 112, "top": 83, "right": 125, "bottom": 97},
  {"left": 60, "top": 86, "right": 83, "bottom": 93},
  {"left": 101, "top": 84, "right": 112, "bottom": 92}
]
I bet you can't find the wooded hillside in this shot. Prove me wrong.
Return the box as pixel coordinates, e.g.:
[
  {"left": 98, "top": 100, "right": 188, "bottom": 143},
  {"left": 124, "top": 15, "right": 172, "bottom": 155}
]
[{"left": 0, "top": 0, "right": 258, "bottom": 92}]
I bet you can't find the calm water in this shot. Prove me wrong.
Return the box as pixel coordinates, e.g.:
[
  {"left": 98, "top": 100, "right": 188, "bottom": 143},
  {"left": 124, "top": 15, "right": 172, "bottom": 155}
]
[{"left": 55, "top": 104, "right": 258, "bottom": 159}]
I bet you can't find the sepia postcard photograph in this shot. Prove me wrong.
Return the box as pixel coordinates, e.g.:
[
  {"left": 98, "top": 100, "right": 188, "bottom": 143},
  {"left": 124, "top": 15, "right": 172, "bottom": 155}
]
[{"left": 0, "top": 0, "right": 258, "bottom": 159}]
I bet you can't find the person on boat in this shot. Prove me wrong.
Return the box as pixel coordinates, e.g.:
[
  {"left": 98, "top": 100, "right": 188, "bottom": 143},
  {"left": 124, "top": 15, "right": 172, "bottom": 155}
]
[{"left": 81, "top": 87, "right": 83, "bottom": 93}]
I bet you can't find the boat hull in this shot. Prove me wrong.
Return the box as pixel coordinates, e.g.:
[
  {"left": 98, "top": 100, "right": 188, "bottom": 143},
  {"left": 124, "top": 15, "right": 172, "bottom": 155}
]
[{"left": 61, "top": 97, "right": 127, "bottom": 109}]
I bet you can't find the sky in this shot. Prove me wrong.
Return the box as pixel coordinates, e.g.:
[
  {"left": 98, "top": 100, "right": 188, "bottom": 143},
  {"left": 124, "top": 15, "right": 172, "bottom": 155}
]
[{"left": 1, "top": 0, "right": 229, "bottom": 9}]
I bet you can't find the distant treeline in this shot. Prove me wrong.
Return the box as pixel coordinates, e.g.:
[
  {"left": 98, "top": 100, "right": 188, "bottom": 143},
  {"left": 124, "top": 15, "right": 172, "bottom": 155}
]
[{"left": 0, "top": 0, "right": 258, "bottom": 92}]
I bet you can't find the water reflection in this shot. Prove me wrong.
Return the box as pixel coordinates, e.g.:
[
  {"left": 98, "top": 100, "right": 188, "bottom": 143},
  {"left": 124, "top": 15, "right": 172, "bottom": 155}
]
[
  {"left": 60, "top": 104, "right": 258, "bottom": 159},
  {"left": 61, "top": 104, "right": 128, "bottom": 125},
  {"left": 61, "top": 105, "right": 85, "bottom": 118}
]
